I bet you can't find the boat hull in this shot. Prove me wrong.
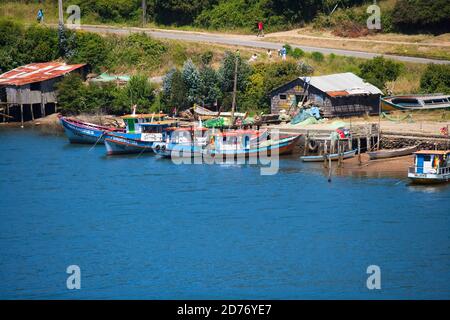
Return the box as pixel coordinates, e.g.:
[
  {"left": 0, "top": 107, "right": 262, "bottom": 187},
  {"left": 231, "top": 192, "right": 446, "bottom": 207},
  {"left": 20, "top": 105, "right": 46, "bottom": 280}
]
[
  {"left": 300, "top": 149, "right": 357, "bottom": 162},
  {"left": 208, "top": 135, "right": 300, "bottom": 159},
  {"left": 60, "top": 116, "right": 124, "bottom": 144},
  {"left": 368, "top": 146, "right": 418, "bottom": 160},
  {"left": 104, "top": 134, "right": 154, "bottom": 155},
  {"left": 408, "top": 173, "right": 450, "bottom": 184}
]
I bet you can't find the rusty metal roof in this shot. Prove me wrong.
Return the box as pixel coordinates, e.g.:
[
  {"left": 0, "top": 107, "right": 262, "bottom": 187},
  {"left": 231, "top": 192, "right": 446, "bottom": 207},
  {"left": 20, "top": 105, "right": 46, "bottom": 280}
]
[
  {"left": 300, "top": 72, "right": 382, "bottom": 96},
  {"left": 0, "top": 62, "right": 86, "bottom": 86}
]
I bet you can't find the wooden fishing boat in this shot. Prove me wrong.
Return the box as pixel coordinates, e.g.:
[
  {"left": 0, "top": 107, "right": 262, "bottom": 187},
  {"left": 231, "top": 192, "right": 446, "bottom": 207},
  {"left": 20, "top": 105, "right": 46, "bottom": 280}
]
[
  {"left": 206, "top": 132, "right": 300, "bottom": 159},
  {"left": 59, "top": 116, "right": 124, "bottom": 144},
  {"left": 381, "top": 94, "right": 450, "bottom": 112},
  {"left": 104, "top": 120, "right": 177, "bottom": 155},
  {"left": 367, "top": 145, "right": 418, "bottom": 160},
  {"left": 152, "top": 127, "right": 209, "bottom": 158},
  {"left": 408, "top": 150, "right": 450, "bottom": 184},
  {"left": 60, "top": 113, "right": 167, "bottom": 145},
  {"left": 300, "top": 149, "right": 357, "bottom": 162}
]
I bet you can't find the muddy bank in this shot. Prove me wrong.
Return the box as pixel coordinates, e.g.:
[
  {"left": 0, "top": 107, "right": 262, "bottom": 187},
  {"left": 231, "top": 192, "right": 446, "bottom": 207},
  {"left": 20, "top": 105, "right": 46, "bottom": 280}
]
[{"left": 336, "top": 153, "right": 414, "bottom": 178}]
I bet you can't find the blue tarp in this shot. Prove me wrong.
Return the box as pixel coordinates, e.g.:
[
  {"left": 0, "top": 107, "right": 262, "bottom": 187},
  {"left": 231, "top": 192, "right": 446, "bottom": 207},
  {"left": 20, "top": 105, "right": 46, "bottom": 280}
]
[{"left": 291, "top": 107, "right": 321, "bottom": 125}]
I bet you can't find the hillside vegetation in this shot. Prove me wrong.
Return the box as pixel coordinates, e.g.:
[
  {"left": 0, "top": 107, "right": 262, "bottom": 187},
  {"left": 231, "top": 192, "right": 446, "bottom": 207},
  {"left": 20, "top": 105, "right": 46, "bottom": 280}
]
[{"left": 1, "top": 0, "right": 449, "bottom": 35}]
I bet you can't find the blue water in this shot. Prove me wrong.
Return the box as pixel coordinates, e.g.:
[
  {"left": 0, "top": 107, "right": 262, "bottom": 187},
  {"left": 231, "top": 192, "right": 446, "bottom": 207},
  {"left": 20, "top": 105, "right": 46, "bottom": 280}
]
[{"left": 0, "top": 128, "right": 449, "bottom": 299}]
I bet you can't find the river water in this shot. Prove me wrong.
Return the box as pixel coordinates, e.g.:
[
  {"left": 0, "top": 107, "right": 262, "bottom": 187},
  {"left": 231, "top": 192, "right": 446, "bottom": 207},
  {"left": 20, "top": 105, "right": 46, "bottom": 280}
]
[{"left": 0, "top": 128, "right": 449, "bottom": 299}]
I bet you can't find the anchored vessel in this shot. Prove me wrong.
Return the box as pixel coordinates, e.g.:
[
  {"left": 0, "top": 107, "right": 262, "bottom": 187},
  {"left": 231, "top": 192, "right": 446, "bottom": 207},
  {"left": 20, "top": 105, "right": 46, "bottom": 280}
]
[
  {"left": 408, "top": 150, "right": 450, "bottom": 184},
  {"left": 300, "top": 149, "right": 357, "bottom": 162},
  {"left": 104, "top": 119, "right": 177, "bottom": 155},
  {"left": 381, "top": 94, "right": 450, "bottom": 111},
  {"left": 367, "top": 145, "right": 418, "bottom": 160},
  {"left": 59, "top": 116, "right": 125, "bottom": 144}
]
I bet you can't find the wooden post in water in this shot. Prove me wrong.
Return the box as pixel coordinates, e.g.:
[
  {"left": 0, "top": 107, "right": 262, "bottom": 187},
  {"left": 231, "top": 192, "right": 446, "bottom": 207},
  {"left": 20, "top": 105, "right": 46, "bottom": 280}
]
[
  {"left": 366, "top": 125, "right": 371, "bottom": 152},
  {"left": 30, "top": 104, "right": 34, "bottom": 121},
  {"left": 20, "top": 104, "right": 24, "bottom": 128},
  {"left": 323, "top": 140, "right": 328, "bottom": 168},
  {"left": 328, "top": 153, "right": 332, "bottom": 182},
  {"left": 303, "top": 132, "right": 309, "bottom": 156}
]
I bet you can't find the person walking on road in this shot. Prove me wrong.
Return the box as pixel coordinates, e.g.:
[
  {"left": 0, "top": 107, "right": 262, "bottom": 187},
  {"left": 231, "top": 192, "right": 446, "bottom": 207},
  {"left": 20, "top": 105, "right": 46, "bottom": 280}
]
[
  {"left": 257, "top": 21, "right": 264, "bottom": 37},
  {"left": 281, "top": 46, "right": 287, "bottom": 61},
  {"left": 37, "top": 9, "right": 44, "bottom": 23}
]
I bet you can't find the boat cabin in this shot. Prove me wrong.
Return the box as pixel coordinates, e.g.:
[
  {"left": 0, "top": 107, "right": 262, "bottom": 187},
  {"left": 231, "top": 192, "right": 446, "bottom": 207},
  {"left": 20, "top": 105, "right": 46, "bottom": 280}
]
[
  {"left": 166, "top": 127, "right": 209, "bottom": 146},
  {"left": 139, "top": 120, "right": 177, "bottom": 142},
  {"left": 212, "top": 130, "right": 260, "bottom": 151},
  {"left": 121, "top": 113, "right": 167, "bottom": 133},
  {"left": 408, "top": 150, "right": 450, "bottom": 184}
]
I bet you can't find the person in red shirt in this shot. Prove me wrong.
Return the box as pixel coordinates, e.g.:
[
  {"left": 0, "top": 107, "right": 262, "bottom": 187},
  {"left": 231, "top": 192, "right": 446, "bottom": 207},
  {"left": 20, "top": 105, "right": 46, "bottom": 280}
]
[{"left": 257, "top": 21, "right": 264, "bottom": 37}]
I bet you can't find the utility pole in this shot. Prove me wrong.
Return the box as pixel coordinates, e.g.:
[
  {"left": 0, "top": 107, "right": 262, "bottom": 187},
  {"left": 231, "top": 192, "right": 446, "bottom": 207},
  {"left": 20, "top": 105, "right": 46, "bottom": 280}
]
[
  {"left": 230, "top": 50, "right": 239, "bottom": 126},
  {"left": 58, "top": 0, "right": 64, "bottom": 26},
  {"left": 142, "top": 0, "right": 147, "bottom": 27}
]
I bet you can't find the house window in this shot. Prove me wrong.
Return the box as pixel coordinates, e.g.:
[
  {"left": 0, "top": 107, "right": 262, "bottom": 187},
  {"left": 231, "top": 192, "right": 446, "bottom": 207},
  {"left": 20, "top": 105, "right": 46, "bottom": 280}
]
[{"left": 279, "top": 94, "right": 287, "bottom": 100}]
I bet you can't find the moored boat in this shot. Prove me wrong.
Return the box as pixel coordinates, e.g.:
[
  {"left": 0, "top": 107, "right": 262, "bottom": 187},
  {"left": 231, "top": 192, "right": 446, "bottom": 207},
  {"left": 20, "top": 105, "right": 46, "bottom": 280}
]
[
  {"left": 59, "top": 116, "right": 125, "bottom": 144},
  {"left": 408, "top": 150, "right": 450, "bottom": 184},
  {"left": 152, "top": 127, "right": 209, "bottom": 158},
  {"left": 381, "top": 94, "right": 450, "bottom": 112},
  {"left": 367, "top": 145, "right": 418, "bottom": 160},
  {"left": 206, "top": 131, "right": 300, "bottom": 159},
  {"left": 104, "top": 120, "right": 176, "bottom": 155},
  {"left": 300, "top": 149, "right": 357, "bottom": 162}
]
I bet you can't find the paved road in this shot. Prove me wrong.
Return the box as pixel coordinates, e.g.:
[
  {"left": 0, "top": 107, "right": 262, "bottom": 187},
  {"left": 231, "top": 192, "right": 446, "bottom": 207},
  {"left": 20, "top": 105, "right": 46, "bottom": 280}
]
[{"left": 73, "top": 25, "right": 450, "bottom": 65}]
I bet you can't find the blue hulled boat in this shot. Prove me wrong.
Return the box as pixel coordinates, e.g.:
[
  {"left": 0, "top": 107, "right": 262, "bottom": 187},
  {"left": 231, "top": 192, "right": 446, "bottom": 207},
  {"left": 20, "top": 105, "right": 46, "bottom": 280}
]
[
  {"left": 59, "top": 116, "right": 125, "bottom": 144},
  {"left": 104, "top": 119, "right": 177, "bottom": 155}
]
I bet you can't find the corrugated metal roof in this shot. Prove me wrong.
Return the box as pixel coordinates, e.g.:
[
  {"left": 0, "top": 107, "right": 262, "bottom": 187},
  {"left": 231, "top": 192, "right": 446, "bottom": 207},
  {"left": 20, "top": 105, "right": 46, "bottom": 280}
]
[
  {"left": 300, "top": 72, "right": 382, "bottom": 96},
  {"left": 0, "top": 62, "right": 86, "bottom": 86}
]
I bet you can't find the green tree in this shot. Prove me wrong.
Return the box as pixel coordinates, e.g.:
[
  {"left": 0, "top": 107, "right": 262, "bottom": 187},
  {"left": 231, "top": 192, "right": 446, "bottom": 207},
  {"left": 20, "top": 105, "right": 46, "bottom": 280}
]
[
  {"left": 182, "top": 59, "right": 200, "bottom": 105},
  {"left": 392, "top": 0, "right": 450, "bottom": 34},
  {"left": 56, "top": 73, "right": 89, "bottom": 114},
  {"left": 199, "top": 65, "right": 221, "bottom": 106}
]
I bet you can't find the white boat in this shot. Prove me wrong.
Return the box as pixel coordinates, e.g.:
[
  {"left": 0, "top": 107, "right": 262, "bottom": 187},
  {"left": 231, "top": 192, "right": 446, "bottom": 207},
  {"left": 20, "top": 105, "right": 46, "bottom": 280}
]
[{"left": 408, "top": 150, "right": 450, "bottom": 184}]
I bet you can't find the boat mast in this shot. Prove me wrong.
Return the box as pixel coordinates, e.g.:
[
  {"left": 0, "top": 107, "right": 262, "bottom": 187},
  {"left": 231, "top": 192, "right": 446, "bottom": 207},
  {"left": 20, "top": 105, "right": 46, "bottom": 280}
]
[{"left": 230, "top": 50, "right": 239, "bottom": 127}]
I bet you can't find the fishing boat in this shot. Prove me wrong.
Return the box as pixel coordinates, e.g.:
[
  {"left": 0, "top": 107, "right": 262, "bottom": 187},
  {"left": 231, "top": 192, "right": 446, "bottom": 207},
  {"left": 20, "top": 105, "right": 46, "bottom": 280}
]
[
  {"left": 300, "top": 149, "right": 357, "bottom": 162},
  {"left": 367, "top": 145, "right": 418, "bottom": 160},
  {"left": 206, "top": 131, "right": 300, "bottom": 159},
  {"left": 381, "top": 94, "right": 450, "bottom": 112},
  {"left": 59, "top": 116, "right": 125, "bottom": 144},
  {"left": 408, "top": 150, "right": 450, "bottom": 184},
  {"left": 104, "top": 120, "right": 177, "bottom": 155},
  {"left": 60, "top": 113, "right": 168, "bottom": 144},
  {"left": 152, "top": 127, "right": 209, "bottom": 158}
]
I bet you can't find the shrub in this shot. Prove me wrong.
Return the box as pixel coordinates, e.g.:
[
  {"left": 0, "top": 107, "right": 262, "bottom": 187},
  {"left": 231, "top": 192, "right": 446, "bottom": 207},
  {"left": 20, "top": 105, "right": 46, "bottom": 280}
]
[
  {"left": 358, "top": 56, "right": 403, "bottom": 91},
  {"left": 290, "top": 48, "right": 305, "bottom": 59},
  {"left": 420, "top": 64, "right": 450, "bottom": 94},
  {"left": 311, "top": 51, "right": 324, "bottom": 62}
]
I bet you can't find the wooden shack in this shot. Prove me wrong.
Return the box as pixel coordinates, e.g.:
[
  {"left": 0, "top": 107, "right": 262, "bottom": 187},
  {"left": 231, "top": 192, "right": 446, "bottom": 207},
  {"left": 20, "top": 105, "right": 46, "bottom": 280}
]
[
  {"left": 269, "top": 72, "right": 382, "bottom": 117},
  {"left": 0, "top": 62, "right": 87, "bottom": 124}
]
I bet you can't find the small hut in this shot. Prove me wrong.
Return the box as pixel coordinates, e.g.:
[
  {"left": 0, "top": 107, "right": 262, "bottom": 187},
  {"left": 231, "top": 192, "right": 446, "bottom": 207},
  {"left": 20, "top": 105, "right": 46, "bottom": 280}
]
[
  {"left": 269, "top": 72, "right": 383, "bottom": 117},
  {"left": 0, "top": 62, "right": 87, "bottom": 124}
]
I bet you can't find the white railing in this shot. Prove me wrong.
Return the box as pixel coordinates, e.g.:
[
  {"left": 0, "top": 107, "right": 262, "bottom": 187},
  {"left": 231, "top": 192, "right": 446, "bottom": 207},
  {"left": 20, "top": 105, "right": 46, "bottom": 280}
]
[{"left": 409, "top": 166, "right": 450, "bottom": 174}]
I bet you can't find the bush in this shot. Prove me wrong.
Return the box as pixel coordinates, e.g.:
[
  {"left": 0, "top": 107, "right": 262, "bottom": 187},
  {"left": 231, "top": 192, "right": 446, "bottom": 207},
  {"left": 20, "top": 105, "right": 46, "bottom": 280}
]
[
  {"left": 311, "top": 51, "right": 324, "bottom": 62},
  {"left": 291, "top": 48, "right": 305, "bottom": 59},
  {"left": 358, "top": 56, "right": 403, "bottom": 91},
  {"left": 420, "top": 64, "right": 450, "bottom": 94},
  {"left": 57, "top": 73, "right": 156, "bottom": 115}
]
